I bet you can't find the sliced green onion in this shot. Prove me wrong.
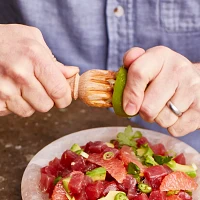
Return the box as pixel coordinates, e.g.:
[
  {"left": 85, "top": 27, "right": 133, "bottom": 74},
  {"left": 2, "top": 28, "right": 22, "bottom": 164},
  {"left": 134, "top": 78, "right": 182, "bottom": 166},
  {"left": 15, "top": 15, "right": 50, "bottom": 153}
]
[
  {"left": 167, "top": 190, "right": 179, "bottom": 196},
  {"left": 103, "top": 151, "right": 114, "bottom": 160},
  {"left": 53, "top": 176, "right": 62, "bottom": 185},
  {"left": 114, "top": 192, "right": 128, "bottom": 200},
  {"left": 138, "top": 183, "right": 152, "bottom": 194}
]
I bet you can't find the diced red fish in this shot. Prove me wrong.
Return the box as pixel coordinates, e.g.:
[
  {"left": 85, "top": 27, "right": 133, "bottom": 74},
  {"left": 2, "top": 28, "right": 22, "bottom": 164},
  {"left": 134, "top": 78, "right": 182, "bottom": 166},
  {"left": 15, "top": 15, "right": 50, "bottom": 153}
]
[
  {"left": 85, "top": 181, "right": 104, "bottom": 200},
  {"left": 144, "top": 165, "right": 169, "bottom": 190},
  {"left": 133, "top": 193, "right": 149, "bottom": 200},
  {"left": 173, "top": 153, "right": 186, "bottom": 165},
  {"left": 149, "top": 190, "right": 167, "bottom": 200},
  {"left": 151, "top": 143, "right": 167, "bottom": 156},
  {"left": 68, "top": 171, "right": 85, "bottom": 194}
]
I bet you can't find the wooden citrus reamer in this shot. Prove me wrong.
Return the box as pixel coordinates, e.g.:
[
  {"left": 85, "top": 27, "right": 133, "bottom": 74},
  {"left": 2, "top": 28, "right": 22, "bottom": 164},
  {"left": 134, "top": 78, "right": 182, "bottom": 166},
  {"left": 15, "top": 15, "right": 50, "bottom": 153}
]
[{"left": 68, "top": 70, "right": 116, "bottom": 107}]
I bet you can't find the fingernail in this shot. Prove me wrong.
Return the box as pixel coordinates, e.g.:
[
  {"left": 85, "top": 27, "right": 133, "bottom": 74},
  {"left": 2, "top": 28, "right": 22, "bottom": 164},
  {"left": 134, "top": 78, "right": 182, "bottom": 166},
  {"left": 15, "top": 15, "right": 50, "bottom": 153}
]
[{"left": 125, "top": 101, "right": 137, "bottom": 115}]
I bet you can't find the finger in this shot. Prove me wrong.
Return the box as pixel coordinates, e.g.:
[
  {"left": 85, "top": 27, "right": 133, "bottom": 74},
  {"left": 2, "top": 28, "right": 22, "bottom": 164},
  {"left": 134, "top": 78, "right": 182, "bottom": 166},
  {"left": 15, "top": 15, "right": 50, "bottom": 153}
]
[
  {"left": 123, "top": 47, "right": 145, "bottom": 67},
  {"left": 6, "top": 95, "right": 35, "bottom": 117},
  {"left": 56, "top": 63, "right": 80, "bottom": 78},
  {"left": 168, "top": 109, "right": 200, "bottom": 137},
  {"left": 21, "top": 77, "right": 54, "bottom": 112},
  {"left": 155, "top": 105, "right": 179, "bottom": 128},
  {"left": 139, "top": 72, "right": 178, "bottom": 122},
  {"left": 0, "top": 109, "right": 11, "bottom": 116},
  {"left": 123, "top": 47, "right": 167, "bottom": 116},
  {"left": 0, "top": 101, "right": 11, "bottom": 116},
  {"left": 33, "top": 45, "right": 72, "bottom": 108},
  {"left": 155, "top": 84, "right": 194, "bottom": 127}
]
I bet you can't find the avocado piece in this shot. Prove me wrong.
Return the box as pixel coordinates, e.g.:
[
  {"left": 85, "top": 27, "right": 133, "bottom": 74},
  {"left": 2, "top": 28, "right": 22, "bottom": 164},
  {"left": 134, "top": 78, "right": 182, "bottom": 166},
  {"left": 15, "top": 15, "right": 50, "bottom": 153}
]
[
  {"left": 63, "top": 176, "right": 71, "bottom": 193},
  {"left": 105, "top": 142, "right": 114, "bottom": 148},
  {"left": 86, "top": 167, "right": 106, "bottom": 181},
  {"left": 70, "top": 143, "right": 89, "bottom": 158},
  {"left": 98, "top": 191, "right": 127, "bottom": 200},
  {"left": 70, "top": 143, "right": 81, "bottom": 152},
  {"left": 136, "top": 144, "right": 153, "bottom": 157}
]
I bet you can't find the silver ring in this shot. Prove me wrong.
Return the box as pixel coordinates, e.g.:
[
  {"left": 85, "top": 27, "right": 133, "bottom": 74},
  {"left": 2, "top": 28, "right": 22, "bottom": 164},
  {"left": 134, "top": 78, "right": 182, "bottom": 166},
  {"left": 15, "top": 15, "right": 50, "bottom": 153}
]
[{"left": 167, "top": 101, "right": 183, "bottom": 117}]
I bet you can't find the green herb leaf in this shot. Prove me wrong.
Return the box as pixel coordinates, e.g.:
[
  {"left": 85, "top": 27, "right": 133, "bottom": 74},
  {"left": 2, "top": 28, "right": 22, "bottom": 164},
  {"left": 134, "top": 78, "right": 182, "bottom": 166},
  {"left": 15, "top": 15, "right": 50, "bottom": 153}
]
[
  {"left": 117, "top": 126, "right": 142, "bottom": 148},
  {"left": 127, "top": 162, "right": 140, "bottom": 175},
  {"left": 153, "top": 155, "right": 173, "bottom": 165}
]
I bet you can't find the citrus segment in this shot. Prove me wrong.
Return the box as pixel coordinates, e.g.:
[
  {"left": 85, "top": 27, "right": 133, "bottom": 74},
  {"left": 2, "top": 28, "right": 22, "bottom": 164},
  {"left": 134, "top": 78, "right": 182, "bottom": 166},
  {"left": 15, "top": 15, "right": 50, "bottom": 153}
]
[
  {"left": 160, "top": 171, "right": 198, "bottom": 191},
  {"left": 88, "top": 153, "right": 126, "bottom": 183}
]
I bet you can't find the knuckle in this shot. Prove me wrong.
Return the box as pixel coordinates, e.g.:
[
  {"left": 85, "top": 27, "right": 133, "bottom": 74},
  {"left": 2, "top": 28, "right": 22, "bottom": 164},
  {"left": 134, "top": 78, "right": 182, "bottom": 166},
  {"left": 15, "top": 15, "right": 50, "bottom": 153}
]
[
  {"left": 10, "top": 68, "right": 30, "bottom": 85},
  {"left": 30, "top": 27, "right": 42, "bottom": 35},
  {"left": 20, "top": 39, "right": 43, "bottom": 63},
  {"left": 155, "top": 117, "right": 169, "bottom": 128},
  {"left": 50, "top": 83, "right": 67, "bottom": 99},
  {"left": 129, "top": 65, "right": 144, "bottom": 81},
  {"left": 168, "top": 125, "right": 184, "bottom": 137},
  {"left": 140, "top": 104, "right": 156, "bottom": 121}
]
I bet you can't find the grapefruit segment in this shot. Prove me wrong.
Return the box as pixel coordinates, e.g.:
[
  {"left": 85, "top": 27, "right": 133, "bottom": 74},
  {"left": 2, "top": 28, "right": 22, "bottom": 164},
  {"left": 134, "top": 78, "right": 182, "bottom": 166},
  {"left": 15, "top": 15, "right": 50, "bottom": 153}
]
[
  {"left": 120, "top": 146, "right": 146, "bottom": 172},
  {"left": 160, "top": 171, "right": 198, "bottom": 191},
  {"left": 88, "top": 153, "right": 126, "bottom": 183}
]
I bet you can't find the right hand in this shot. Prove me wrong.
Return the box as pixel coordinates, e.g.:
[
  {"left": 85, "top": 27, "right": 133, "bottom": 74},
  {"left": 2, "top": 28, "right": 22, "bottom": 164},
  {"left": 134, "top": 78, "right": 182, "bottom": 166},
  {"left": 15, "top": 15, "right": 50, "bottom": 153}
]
[{"left": 0, "top": 24, "right": 79, "bottom": 117}]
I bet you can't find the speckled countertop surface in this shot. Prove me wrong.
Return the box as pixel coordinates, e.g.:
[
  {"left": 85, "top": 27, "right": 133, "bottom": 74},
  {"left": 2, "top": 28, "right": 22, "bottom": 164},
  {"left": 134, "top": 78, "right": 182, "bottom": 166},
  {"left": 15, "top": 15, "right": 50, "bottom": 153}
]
[{"left": 0, "top": 100, "right": 140, "bottom": 200}]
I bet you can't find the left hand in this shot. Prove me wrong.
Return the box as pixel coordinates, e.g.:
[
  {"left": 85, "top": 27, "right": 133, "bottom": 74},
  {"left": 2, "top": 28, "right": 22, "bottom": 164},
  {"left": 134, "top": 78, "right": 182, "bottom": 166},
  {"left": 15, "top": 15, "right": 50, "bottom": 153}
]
[{"left": 123, "top": 46, "right": 200, "bottom": 136}]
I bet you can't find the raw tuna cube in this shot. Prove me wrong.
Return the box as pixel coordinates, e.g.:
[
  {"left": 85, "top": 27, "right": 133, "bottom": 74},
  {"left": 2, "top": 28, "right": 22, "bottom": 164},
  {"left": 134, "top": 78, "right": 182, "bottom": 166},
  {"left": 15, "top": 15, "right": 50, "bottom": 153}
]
[
  {"left": 117, "top": 174, "right": 137, "bottom": 197},
  {"left": 84, "top": 141, "right": 107, "bottom": 153},
  {"left": 85, "top": 181, "right": 104, "bottom": 200},
  {"left": 133, "top": 193, "right": 149, "bottom": 200},
  {"left": 102, "top": 181, "right": 118, "bottom": 196},
  {"left": 40, "top": 172, "right": 55, "bottom": 196},
  {"left": 136, "top": 136, "right": 151, "bottom": 147},
  {"left": 149, "top": 190, "right": 167, "bottom": 200},
  {"left": 71, "top": 156, "right": 87, "bottom": 172},
  {"left": 144, "top": 165, "right": 169, "bottom": 190},
  {"left": 151, "top": 143, "right": 166, "bottom": 156},
  {"left": 60, "top": 150, "right": 79, "bottom": 169},
  {"left": 173, "top": 153, "right": 186, "bottom": 165},
  {"left": 74, "top": 191, "right": 88, "bottom": 200},
  {"left": 68, "top": 171, "right": 85, "bottom": 194}
]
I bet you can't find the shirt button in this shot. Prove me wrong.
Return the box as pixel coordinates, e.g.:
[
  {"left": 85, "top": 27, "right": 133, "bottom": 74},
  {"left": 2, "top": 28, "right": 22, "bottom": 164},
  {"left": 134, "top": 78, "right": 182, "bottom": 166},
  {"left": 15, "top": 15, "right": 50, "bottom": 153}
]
[{"left": 114, "top": 6, "right": 124, "bottom": 17}]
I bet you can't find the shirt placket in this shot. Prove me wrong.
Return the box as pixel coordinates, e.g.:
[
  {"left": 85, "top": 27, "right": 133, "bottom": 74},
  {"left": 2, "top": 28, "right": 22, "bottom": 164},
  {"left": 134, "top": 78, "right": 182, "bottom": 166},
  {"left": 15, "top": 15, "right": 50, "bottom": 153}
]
[{"left": 106, "top": 0, "right": 135, "bottom": 71}]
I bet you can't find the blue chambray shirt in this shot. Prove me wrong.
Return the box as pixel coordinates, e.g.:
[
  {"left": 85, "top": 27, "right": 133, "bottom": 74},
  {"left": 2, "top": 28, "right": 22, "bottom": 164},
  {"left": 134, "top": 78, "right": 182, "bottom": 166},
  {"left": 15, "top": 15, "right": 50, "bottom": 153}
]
[{"left": 0, "top": 0, "right": 200, "bottom": 151}]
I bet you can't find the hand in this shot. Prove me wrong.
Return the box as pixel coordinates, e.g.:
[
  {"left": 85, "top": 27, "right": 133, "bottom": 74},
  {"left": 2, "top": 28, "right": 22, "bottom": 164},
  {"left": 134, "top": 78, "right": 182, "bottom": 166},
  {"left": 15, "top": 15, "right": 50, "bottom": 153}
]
[
  {"left": 0, "top": 24, "right": 79, "bottom": 117},
  {"left": 123, "top": 46, "right": 200, "bottom": 136}
]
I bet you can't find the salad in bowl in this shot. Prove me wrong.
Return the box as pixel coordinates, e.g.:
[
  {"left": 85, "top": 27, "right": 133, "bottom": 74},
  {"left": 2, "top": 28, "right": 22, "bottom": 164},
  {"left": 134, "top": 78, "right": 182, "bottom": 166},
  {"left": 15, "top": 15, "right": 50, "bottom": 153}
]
[{"left": 21, "top": 126, "right": 200, "bottom": 200}]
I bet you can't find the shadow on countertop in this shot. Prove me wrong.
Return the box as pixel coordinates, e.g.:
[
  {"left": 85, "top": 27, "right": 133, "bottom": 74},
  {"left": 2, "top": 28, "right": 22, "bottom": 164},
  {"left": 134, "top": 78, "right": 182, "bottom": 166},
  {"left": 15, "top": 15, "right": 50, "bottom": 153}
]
[{"left": 0, "top": 100, "right": 140, "bottom": 200}]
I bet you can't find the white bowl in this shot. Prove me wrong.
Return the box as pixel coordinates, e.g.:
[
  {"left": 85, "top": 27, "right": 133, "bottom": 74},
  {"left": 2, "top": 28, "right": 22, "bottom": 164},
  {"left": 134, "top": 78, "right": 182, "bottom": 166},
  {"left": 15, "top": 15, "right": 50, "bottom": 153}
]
[{"left": 21, "top": 127, "right": 200, "bottom": 199}]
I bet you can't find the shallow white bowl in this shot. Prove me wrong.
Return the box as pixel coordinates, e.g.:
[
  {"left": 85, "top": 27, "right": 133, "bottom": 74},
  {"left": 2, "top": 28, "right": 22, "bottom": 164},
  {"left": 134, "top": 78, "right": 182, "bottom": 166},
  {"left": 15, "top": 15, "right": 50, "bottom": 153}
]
[{"left": 21, "top": 127, "right": 200, "bottom": 199}]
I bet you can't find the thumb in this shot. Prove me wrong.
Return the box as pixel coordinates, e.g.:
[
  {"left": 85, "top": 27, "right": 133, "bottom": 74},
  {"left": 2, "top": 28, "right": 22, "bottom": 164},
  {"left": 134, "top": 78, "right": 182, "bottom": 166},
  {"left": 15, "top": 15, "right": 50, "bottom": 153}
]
[
  {"left": 56, "top": 62, "right": 80, "bottom": 78},
  {"left": 123, "top": 47, "right": 145, "bottom": 67}
]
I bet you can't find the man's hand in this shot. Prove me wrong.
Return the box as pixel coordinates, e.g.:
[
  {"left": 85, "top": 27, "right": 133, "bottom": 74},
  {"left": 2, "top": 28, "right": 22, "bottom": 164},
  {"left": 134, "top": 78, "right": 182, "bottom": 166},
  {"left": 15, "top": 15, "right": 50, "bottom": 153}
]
[
  {"left": 0, "top": 24, "right": 79, "bottom": 117},
  {"left": 123, "top": 46, "right": 200, "bottom": 136}
]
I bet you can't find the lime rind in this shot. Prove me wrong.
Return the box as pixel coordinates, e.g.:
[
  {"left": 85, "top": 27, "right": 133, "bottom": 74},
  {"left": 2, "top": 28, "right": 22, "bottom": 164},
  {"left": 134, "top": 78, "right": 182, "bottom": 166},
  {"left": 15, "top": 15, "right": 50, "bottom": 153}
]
[{"left": 112, "top": 66, "right": 132, "bottom": 117}]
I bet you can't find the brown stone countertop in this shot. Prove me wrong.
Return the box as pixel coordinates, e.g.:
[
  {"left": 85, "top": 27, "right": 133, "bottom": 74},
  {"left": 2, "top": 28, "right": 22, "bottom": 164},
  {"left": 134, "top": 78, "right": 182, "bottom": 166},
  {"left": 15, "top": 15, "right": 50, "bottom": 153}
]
[{"left": 0, "top": 100, "right": 140, "bottom": 200}]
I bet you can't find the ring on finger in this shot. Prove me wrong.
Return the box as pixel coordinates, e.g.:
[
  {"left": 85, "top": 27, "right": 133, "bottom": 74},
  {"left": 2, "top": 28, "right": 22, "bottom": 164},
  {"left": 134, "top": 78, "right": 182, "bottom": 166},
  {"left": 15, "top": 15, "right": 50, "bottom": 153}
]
[{"left": 167, "top": 101, "right": 183, "bottom": 117}]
